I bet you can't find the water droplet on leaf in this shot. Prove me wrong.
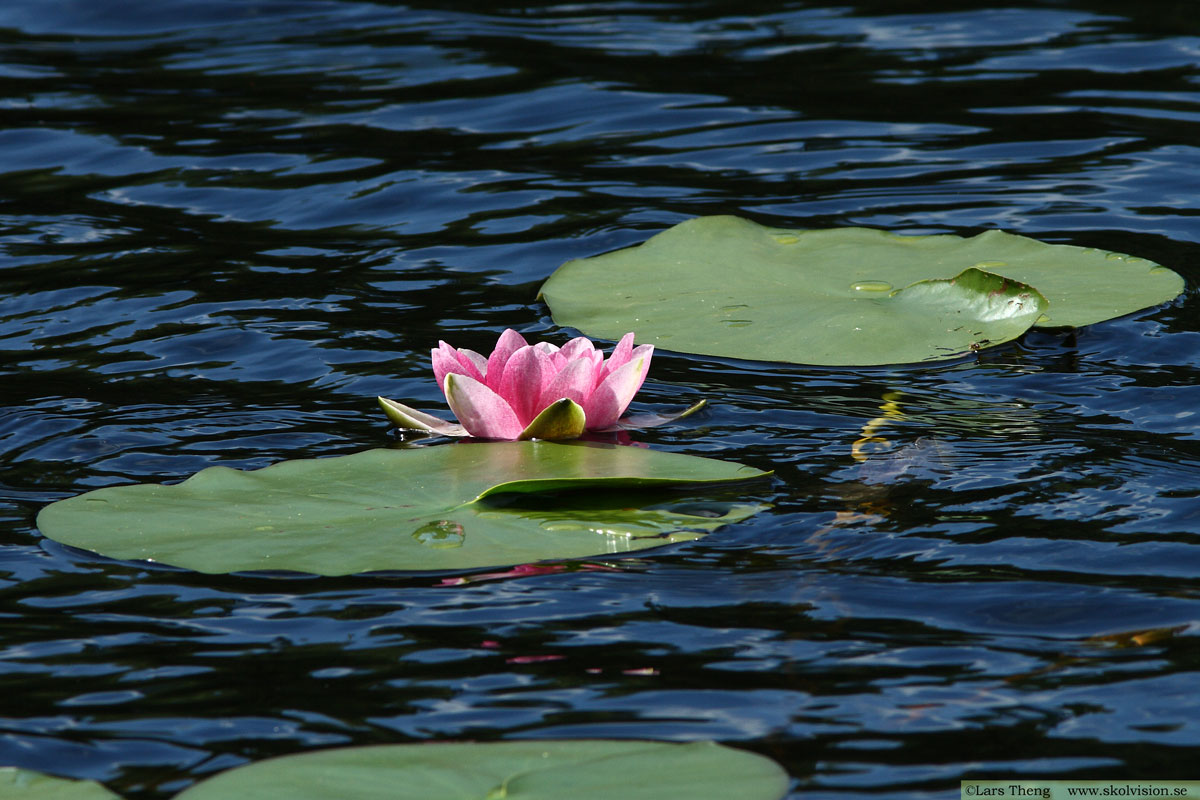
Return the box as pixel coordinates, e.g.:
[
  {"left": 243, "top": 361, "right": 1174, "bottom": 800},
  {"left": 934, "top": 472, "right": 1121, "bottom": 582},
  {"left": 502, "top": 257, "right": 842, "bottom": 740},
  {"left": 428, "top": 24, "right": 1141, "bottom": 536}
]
[
  {"left": 412, "top": 520, "right": 464, "bottom": 548},
  {"left": 851, "top": 280, "right": 892, "bottom": 292}
]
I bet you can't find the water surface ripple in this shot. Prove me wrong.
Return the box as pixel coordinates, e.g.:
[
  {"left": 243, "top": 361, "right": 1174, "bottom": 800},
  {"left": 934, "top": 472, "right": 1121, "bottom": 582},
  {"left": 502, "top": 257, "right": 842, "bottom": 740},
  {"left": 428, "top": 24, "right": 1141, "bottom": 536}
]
[{"left": 2, "top": 1, "right": 1199, "bottom": 796}]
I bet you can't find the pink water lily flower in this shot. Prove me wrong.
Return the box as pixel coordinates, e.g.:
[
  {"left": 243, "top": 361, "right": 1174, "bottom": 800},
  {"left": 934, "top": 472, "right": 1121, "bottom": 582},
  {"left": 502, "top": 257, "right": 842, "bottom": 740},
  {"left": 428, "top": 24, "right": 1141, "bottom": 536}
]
[{"left": 378, "top": 329, "right": 657, "bottom": 440}]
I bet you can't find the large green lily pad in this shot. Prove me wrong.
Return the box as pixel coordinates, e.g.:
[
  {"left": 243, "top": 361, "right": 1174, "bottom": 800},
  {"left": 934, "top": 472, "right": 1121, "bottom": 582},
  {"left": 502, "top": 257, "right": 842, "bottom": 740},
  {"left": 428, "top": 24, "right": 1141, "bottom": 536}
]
[
  {"left": 0, "top": 768, "right": 120, "bottom": 800},
  {"left": 174, "top": 740, "right": 789, "bottom": 800},
  {"left": 36, "top": 442, "right": 769, "bottom": 575},
  {"left": 539, "top": 215, "right": 1185, "bottom": 365}
]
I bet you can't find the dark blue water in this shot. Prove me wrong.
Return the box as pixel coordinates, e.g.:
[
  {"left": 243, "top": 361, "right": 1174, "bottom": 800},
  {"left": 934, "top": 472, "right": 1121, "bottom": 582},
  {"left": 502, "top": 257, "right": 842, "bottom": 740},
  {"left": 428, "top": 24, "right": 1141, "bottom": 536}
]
[{"left": 2, "top": 2, "right": 1199, "bottom": 796}]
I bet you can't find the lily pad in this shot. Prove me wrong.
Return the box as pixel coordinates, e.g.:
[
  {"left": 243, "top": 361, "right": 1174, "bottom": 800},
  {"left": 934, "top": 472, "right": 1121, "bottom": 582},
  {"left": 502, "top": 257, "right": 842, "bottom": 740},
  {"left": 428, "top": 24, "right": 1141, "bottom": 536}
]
[
  {"left": 173, "top": 740, "right": 789, "bottom": 800},
  {"left": 539, "top": 215, "right": 1185, "bottom": 365},
  {"left": 36, "top": 442, "right": 770, "bottom": 575},
  {"left": 0, "top": 768, "right": 120, "bottom": 800}
]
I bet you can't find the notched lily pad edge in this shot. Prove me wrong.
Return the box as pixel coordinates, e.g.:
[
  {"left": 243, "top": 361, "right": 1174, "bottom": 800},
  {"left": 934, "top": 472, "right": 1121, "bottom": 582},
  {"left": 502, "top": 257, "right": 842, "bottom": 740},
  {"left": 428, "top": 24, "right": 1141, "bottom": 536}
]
[{"left": 476, "top": 470, "right": 773, "bottom": 502}]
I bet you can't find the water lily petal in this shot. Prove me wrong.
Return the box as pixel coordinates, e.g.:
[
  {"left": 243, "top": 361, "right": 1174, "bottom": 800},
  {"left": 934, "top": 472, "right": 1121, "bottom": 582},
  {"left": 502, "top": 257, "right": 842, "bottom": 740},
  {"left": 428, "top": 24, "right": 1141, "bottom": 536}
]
[
  {"left": 583, "top": 350, "right": 652, "bottom": 430},
  {"left": 519, "top": 398, "right": 587, "bottom": 440},
  {"left": 458, "top": 348, "right": 489, "bottom": 376},
  {"left": 629, "top": 343, "right": 654, "bottom": 375},
  {"left": 432, "top": 342, "right": 485, "bottom": 390},
  {"left": 485, "top": 329, "right": 528, "bottom": 391},
  {"left": 566, "top": 337, "right": 605, "bottom": 385},
  {"left": 590, "top": 349, "right": 604, "bottom": 376},
  {"left": 444, "top": 373, "right": 524, "bottom": 439},
  {"left": 559, "top": 336, "right": 596, "bottom": 361},
  {"left": 498, "top": 344, "right": 554, "bottom": 426},
  {"left": 537, "top": 356, "right": 595, "bottom": 411},
  {"left": 604, "top": 332, "right": 636, "bottom": 375}
]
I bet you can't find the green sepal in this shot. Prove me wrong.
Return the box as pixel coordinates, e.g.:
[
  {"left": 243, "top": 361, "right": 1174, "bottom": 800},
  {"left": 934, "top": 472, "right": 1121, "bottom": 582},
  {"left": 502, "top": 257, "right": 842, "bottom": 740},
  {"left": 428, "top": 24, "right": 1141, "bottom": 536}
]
[
  {"left": 377, "top": 396, "right": 467, "bottom": 437},
  {"left": 520, "top": 398, "right": 587, "bottom": 440},
  {"left": 606, "top": 399, "right": 707, "bottom": 431}
]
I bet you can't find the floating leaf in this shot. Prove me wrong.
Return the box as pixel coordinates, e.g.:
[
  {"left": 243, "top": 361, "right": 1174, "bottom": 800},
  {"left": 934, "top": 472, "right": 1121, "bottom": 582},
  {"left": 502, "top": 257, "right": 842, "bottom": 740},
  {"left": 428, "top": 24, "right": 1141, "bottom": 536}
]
[
  {"left": 539, "top": 215, "right": 1185, "bottom": 365},
  {"left": 0, "top": 768, "right": 120, "bottom": 800},
  {"left": 36, "top": 442, "right": 770, "bottom": 575},
  {"left": 173, "top": 740, "right": 789, "bottom": 800}
]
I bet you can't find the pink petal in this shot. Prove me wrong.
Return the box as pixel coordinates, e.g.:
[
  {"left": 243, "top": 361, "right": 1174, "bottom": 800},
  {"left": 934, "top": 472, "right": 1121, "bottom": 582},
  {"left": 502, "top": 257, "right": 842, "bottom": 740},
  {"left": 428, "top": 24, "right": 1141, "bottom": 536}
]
[
  {"left": 536, "top": 356, "right": 596, "bottom": 414},
  {"left": 559, "top": 336, "right": 596, "bottom": 361},
  {"left": 582, "top": 348, "right": 652, "bottom": 430},
  {"left": 603, "top": 332, "right": 636, "bottom": 375},
  {"left": 497, "top": 344, "right": 554, "bottom": 426},
  {"left": 443, "top": 373, "right": 525, "bottom": 439},
  {"left": 485, "top": 329, "right": 528, "bottom": 392},
  {"left": 432, "top": 342, "right": 485, "bottom": 391},
  {"left": 629, "top": 343, "right": 653, "bottom": 368},
  {"left": 458, "top": 348, "right": 488, "bottom": 377},
  {"left": 588, "top": 349, "right": 604, "bottom": 384},
  {"left": 560, "top": 336, "right": 607, "bottom": 390}
]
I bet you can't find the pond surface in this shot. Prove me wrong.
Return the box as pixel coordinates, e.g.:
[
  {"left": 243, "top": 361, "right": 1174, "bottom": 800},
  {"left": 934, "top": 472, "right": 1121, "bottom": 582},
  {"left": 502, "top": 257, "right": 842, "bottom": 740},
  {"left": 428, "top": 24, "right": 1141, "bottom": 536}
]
[{"left": 2, "top": 1, "right": 1199, "bottom": 796}]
